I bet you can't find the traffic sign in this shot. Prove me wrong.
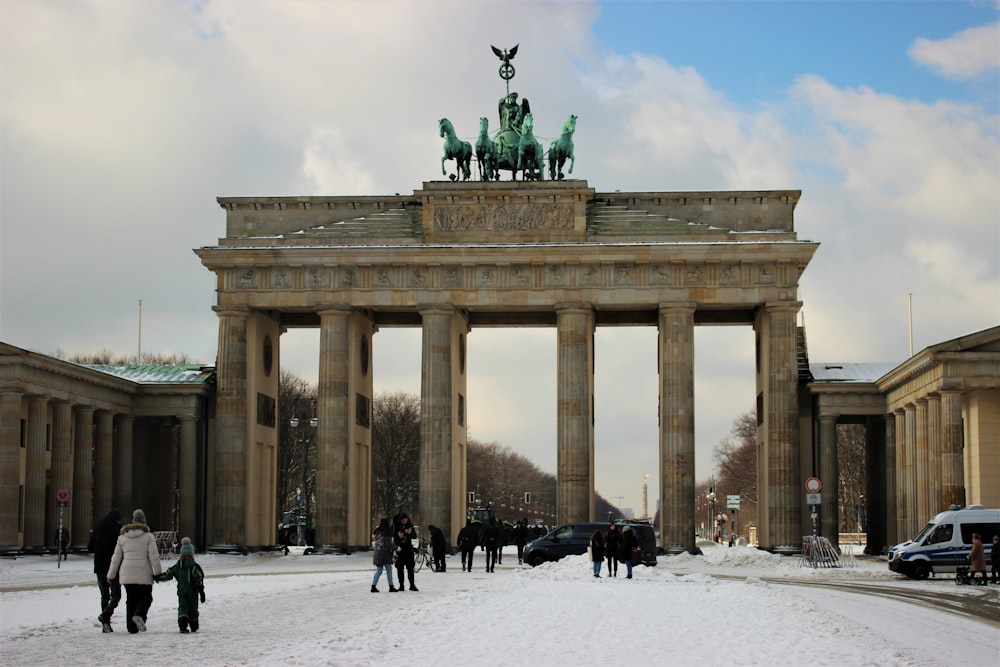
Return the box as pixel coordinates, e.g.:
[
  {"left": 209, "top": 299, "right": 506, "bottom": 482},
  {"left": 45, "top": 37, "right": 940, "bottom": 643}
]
[
  {"left": 807, "top": 493, "right": 821, "bottom": 505},
  {"left": 805, "top": 477, "right": 822, "bottom": 493},
  {"left": 726, "top": 495, "right": 741, "bottom": 509},
  {"left": 56, "top": 489, "right": 69, "bottom": 502}
]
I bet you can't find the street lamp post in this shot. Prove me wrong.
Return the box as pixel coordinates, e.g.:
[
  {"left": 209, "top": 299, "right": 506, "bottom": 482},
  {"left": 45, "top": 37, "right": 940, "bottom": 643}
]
[{"left": 290, "top": 398, "right": 318, "bottom": 548}]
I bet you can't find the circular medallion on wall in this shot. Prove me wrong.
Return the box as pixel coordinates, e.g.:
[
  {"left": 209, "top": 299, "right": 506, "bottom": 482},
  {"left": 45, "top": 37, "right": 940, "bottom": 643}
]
[
  {"left": 360, "top": 335, "right": 369, "bottom": 376},
  {"left": 263, "top": 335, "right": 274, "bottom": 377}
]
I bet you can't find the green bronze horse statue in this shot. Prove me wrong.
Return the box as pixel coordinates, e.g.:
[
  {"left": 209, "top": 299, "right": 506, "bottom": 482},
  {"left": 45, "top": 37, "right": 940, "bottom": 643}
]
[
  {"left": 439, "top": 118, "right": 472, "bottom": 181},
  {"left": 475, "top": 117, "right": 499, "bottom": 181},
  {"left": 548, "top": 114, "right": 576, "bottom": 180},
  {"left": 516, "top": 113, "right": 544, "bottom": 181}
]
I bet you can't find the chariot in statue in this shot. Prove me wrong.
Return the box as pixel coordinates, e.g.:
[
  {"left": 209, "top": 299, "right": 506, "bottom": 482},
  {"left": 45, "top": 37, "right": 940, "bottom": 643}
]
[{"left": 439, "top": 45, "right": 577, "bottom": 183}]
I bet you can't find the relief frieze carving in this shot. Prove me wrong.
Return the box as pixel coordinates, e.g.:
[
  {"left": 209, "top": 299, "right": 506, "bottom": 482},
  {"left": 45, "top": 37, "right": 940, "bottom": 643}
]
[
  {"left": 307, "top": 268, "right": 328, "bottom": 288},
  {"left": 756, "top": 263, "right": 776, "bottom": 284},
  {"left": 651, "top": 264, "right": 671, "bottom": 286},
  {"left": 615, "top": 264, "right": 635, "bottom": 285},
  {"left": 271, "top": 270, "right": 289, "bottom": 288},
  {"left": 719, "top": 265, "right": 738, "bottom": 285},
  {"left": 511, "top": 265, "right": 533, "bottom": 287},
  {"left": 409, "top": 267, "right": 428, "bottom": 287},
  {"left": 238, "top": 269, "right": 256, "bottom": 289},
  {"left": 444, "top": 267, "right": 462, "bottom": 288},
  {"left": 340, "top": 268, "right": 356, "bottom": 288},
  {"left": 685, "top": 265, "right": 703, "bottom": 285},
  {"left": 433, "top": 203, "right": 573, "bottom": 231}
]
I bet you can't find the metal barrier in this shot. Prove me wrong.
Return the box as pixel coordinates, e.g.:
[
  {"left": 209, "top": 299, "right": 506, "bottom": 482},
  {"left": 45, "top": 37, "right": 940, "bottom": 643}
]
[
  {"left": 799, "top": 535, "right": 841, "bottom": 568},
  {"left": 154, "top": 531, "right": 177, "bottom": 560}
]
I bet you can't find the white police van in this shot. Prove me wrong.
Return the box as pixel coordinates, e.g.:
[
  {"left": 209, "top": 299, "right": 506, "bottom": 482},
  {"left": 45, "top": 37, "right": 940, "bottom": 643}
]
[{"left": 887, "top": 505, "right": 999, "bottom": 579}]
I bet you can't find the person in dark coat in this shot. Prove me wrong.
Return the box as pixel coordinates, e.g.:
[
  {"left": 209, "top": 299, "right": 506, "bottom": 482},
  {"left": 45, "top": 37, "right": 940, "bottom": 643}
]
[
  {"left": 605, "top": 522, "right": 622, "bottom": 578},
  {"left": 482, "top": 517, "right": 500, "bottom": 572},
  {"left": 620, "top": 525, "right": 640, "bottom": 579},
  {"left": 393, "top": 513, "right": 418, "bottom": 591},
  {"left": 513, "top": 518, "right": 529, "bottom": 564},
  {"left": 495, "top": 520, "right": 507, "bottom": 564},
  {"left": 590, "top": 530, "right": 606, "bottom": 577},
  {"left": 991, "top": 535, "right": 999, "bottom": 584},
  {"left": 88, "top": 508, "right": 122, "bottom": 632},
  {"left": 457, "top": 519, "right": 477, "bottom": 572},
  {"left": 155, "top": 538, "right": 205, "bottom": 632},
  {"left": 428, "top": 525, "right": 447, "bottom": 572}
]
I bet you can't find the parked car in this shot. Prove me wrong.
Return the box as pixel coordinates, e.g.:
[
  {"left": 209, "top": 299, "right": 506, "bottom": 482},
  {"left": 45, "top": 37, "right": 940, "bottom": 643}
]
[{"left": 523, "top": 520, "right": 658, "bottom": 567}]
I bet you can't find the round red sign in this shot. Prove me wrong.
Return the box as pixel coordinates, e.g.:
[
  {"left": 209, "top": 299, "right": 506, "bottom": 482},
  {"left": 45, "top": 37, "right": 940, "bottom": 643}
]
[{"left": 805, "top": 477, "right": 822, "bottom": 493}]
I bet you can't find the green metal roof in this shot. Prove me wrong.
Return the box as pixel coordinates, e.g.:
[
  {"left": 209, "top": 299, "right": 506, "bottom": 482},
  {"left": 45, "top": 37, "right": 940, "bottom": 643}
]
[{"left": 85, "top": 364, "right": 215, "bottom": 384}]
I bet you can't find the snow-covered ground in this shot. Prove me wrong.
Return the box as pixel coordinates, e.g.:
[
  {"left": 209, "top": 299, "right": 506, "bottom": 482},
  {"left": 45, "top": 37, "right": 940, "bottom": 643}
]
[{"left": 1, "top": 542, "right": 997, "bottom": 666}]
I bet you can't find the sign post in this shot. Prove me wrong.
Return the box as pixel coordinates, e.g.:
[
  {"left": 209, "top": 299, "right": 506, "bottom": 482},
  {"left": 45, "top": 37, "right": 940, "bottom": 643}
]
[
  {"left": 56, "top": 489, "right": 69, "bottom": 569},
  {"left": 805, "top": 477, "right": 822, "bottom": 546}
]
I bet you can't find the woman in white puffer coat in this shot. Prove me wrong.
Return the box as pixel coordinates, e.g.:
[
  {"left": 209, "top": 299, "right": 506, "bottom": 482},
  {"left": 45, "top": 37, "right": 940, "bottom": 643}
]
[{"left": 107, "top": 509, "right": 162, "bottom": 634}]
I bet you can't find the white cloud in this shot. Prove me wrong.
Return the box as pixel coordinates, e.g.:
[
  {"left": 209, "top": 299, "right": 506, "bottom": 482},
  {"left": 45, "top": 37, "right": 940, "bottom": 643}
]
[{"left": 908, "top": 21, "right": 1000, "bottom": 80}]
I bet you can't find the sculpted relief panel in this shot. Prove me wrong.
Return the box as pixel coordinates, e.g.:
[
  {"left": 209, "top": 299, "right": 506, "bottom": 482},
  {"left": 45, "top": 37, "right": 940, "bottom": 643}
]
[{"left": 433, "top": 203, "right": 574, "bottom": 232}]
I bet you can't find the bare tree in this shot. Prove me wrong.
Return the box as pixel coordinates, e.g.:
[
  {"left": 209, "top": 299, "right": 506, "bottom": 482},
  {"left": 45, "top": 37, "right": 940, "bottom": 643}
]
[
  {"left": 277, "top": 370, "right": 316, "bottom": 526},
  {"left": 838, "top": 423, "right": 867, "bottom": 533},
  {"left": 371, "top": 391, "right": 421, "bottom": 522},
  {"left": 68, "top": 349, "right": 193, "bottom": 365},
  {"left": 712, "top": 410, "right": 759, "bottom": 534}
]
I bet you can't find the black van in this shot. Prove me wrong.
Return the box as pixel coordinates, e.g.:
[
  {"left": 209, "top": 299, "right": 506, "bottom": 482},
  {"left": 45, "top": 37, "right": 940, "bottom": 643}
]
[{"left": 523, "top": 521, "right": 658, "bottom": 567}]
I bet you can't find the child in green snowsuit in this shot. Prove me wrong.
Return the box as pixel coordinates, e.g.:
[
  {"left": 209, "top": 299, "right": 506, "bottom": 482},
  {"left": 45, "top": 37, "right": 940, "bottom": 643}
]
[{"left": 155, "top": 538, "right": 205, "bottom": 633}]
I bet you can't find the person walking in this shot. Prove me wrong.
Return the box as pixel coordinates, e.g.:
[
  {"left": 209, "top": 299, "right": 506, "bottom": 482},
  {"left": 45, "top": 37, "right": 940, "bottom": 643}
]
[
  {"left": 482, "top": 517, "right": 500, "bottom": 572},
  {"left": 155, "top": 538, "right": 205, "bottom": 633},
  {"left": 968, "top": 533, "right": 987, "bottom": 586},
  {"left": 514, "top": 518, "right": 528, "bottom": 565},
  {"left": 394, "top": 513, "right": 418, "bottom": 591},
  {"left": 428, "top": 525, "right": 447, "bottom": 573},
  {"left": 88, "top": 508, "right": 122, "bottom": 632},
  {"left": 496, "top": 520, "right": 506, "bottom": 565},
  {"left": 458, "top": 519, "right": 477, "bottom": 572},
  {"left": 107, "top": 509, "right": 162, "bottom": 633},
  {"left": 370, "top": 518, "right": 397, "bottom": 593},
  {"left": 991, "top": 535, "right": 999, "bottom": 584},
  {"left": 620, "top": 525, "right": 639, "bottom": 579},
  {"left": 605, "top": 522, "right": 622, "bottom": 578},
  {"left": 589, "top": 530, "right": 606, "bottom": 578}
]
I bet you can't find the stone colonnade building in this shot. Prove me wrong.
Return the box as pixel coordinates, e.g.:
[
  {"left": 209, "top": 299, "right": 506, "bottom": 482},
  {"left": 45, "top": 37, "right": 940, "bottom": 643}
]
[
  {"left": 805, "top": 325, "right": 1000, "bottom": 553},
  {"left": 0, "top": 344, "right": 213, "bottom": 554},
  {"left": 196, "top": 180, "right": 819, "bottom": 553}
]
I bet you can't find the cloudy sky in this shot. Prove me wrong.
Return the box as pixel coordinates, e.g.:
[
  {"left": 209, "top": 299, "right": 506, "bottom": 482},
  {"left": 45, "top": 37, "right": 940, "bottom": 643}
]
[{"left": 2, "top": 1, "right": 997, "bottom": 515}]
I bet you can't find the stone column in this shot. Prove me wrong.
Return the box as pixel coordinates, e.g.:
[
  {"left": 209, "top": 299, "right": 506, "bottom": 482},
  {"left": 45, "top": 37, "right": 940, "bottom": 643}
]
[
  {"left": 47, "top": 401, "right": 73, "bottom": 548},
  {"left": 113, "top": 415, "right": 134, "bottom": 515},
  {"left": 762, "top": 302, "right": 801, "bottom": 550},
  {"left": 72, "top": 406, "right": 95, "bottom": 548},
  {"left": 883, "top": 413, "right": 896, "bottom": 548},
  {"left": 178, "top": 415, "right": 198, "bottom": 541},
  {"left": 24, "top": 396, "right": 48, "bottom": 550},
  {"left": 94, "top": 411, "right": 114, "bottom": 524},
  {"left": 914, "top": 398, "right": 929, "bottom": 523},
  {"left": 926, "top": 394, "right": 941, "bottom": 514},
  {"left": 658, "top": 304, "right": 696, "bottom": 554},
  {"left": 939, "top": 389, "right": 964, "bottom": 508},
  {"left": 893, "top": 409, "right": 906, "bottom": 544},
  {"left": 0, "top": 392, "right": 23, "bottom": 551},
  {"left": 556, "top": 305, "right": 594, "bottom": 524},
  {"left": 817, "top": 413, "right": 839, "bottom": 548},
  {"left": 317, "top": 307, "right": 351, "bottom": 548},
  {"left": 903, "top": 403, "right": 918, "bottom": 537},
  {"left": 212, "top": 306, "right": 249, "bottom": 547},
  {"left": 419, "top": 306, "right": 464, "bottom": 537}
]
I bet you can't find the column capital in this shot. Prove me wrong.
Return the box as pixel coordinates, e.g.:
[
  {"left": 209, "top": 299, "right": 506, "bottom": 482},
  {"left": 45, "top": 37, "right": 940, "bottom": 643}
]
[
  {"left": 818, "top": 413, "right": 839, "bottom": 423},
  {"left": 554, "top": 302, "right": 593, "bottom": 314},
  {"left": 658, "top": 302, "right": 696, "bottom": 314},
  {"left": 212, "top": 305, "right": 250, "bottom": 318},
  {"left": 764, "top": 300, "right": 803, "bottom": 312}
]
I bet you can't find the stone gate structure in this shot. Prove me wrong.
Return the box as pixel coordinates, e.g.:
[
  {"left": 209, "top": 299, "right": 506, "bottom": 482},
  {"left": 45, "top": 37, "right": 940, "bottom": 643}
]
[{"left": 196, "top": 180, "right": 818, "bottom": 552}]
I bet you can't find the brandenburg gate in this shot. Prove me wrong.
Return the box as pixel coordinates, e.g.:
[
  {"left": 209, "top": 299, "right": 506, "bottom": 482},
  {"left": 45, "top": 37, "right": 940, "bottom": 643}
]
[{"left": 196, "top": 180, "right": 818, "bottom": 553}]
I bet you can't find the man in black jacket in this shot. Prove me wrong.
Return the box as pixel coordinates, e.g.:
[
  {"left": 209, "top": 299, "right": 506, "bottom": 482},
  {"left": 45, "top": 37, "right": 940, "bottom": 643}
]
[{"left": 88, "top": 508, "right": 122, "bottom": 632}]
